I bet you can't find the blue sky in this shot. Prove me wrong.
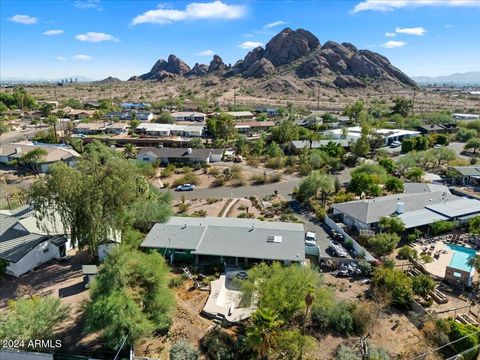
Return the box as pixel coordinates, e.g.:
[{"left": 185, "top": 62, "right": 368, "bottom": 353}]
[{"left": 1, "top": 0, "right": 479, "bottom": 80}]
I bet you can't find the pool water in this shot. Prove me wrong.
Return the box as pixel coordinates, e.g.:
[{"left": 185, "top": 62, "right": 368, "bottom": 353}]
[{"left": 445, "top": 244, "right": 476, "bottom": 272}]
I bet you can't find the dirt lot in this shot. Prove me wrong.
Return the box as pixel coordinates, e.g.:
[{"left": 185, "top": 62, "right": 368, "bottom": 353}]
[
  {"left": 135, "top": 279, "right": 213, "bottom": 359},
  {"left": 157, "top": 163, "right": 288, "bottom": 190},
  {"left": 0, "top": 250, "right": 103, "bottom": 355}
]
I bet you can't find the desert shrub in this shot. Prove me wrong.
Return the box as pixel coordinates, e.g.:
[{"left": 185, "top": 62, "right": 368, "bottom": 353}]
[
  {"left": 246, "top": 157, "right": 260, "bottom": 167},
  {"left": 170, "top": 340, "right": 199, "bottom": 360},
  {"left": 206, "top": 198, "right": 220, "bottom": 204},
  {"left": 251, "top": 173, "right": 267, "bottom": 185},
  {"left": 336, "top": 345, "right": 361, "bottom": 360},
  {"left": 192, "top": 210, "right": 207, "bottom": 217},
  {"left": 268, "top": 173, "right": 282, "bottom": 183},
  {"left": 178, "top": 203, "right": 190, "bottom": 213},
  {"left": 352, "top": 301, "right": 380, "bottom": 335},
  {"left": 398, "top": 246, "right": 418, "bottom": 260},
  {"left": 161, "top": 167, "right": 173, "bottom": 178},
  {"left": 312, "top": 300, "right": 356, "bottom": 335},
  {"left": 265, "top": 157, "right": 286, "bottom": 169},
  {"left": 201, "top": 329, "right": 235, "bottom": 360},
  {"left": 168, "top": 276, "right": 184, "bottom": 288},
  {"left": 237, "top": 212, "right": 255, "bottom": 219},
  {"left": 333, "top": 191, "right": 356, "bottom": 203},
  {"left": 208, "top": 167, "right": 220, "bottom": 176}
]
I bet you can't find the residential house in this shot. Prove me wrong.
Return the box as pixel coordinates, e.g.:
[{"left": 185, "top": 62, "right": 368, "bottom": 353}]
[
  {"left": 448, "top": 166, "right": 480, "bottom": 187},
  {"left": 290, "top": 139, "right": 351, "bottom": 153},
  {"left": 324, "top": 126, "right": 421, "bottom": 146},
  {"left": 74, "top": 122, "right": 107, "bottom": 135},
  {"left": 105, "top": 111, "right": 132, "bottom": 121},
  {"left": 417, "top": 123, "right": 458, "bottom": 135},
  {"left": 0, "top": 205, "right": 72, "bottom": 277},
  {"left": 23, "top": 110, "right": 43, "bottom": 120},
  {"left": 171, "top": 111, "right": 206, "bottom": 122},
  {"left": 136, "top": 111, "right": 154, "bottom": 121},
  {"left": 226, "top": 111, "right": 255, "bottom": 121},
  {"left": 121, "top": 102, "right": 151, "bottom": 110},
  {"left": 453, "top": 113, "right": 479, "bottom": 120},
  {"left": 235, "top": 121, "right": 275, "bottom": 134},
  {"left": 137, "top": 147, "right": 223, "bottom": 165},
  {"left": 254, "top": 107, "right": 278, "bottom": 116},
  {"left": 0, "top": 142, "right": 80, "bottom": 173},
  {"left": 104, "top": 122, "right": 129, "bottom": 135},
  {"left": 331, "top": 183, "right": 480, "bottom": 231},
  {"left": 135, "top": 123, "right": 204, "bottom": 137},
  {"left": 141, "top": 217, "right": 306, "bottom": 266},
  {"left": 66, "top": 109, "right": 95, "bottom": 120}
]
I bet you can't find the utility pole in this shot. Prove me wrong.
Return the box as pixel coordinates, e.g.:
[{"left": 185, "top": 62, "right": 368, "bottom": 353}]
[
  {"left": 317, "top": 90, "right": 320, "bottom": 110},
  {"left": 233, "top": 87, "right": 237, "bottom": 109}
]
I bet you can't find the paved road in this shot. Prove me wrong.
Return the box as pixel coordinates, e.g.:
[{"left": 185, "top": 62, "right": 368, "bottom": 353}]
[
  {"left": 163, "top": 178, "right": 301, "bottom": 200},
  {"left": 0, "top": 128, "right": 44, "bottom": 145}
]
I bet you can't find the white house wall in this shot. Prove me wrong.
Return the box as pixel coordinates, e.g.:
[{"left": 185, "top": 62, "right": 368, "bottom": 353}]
[{"left": 6, "top": 238, "right": 72, "bottom": 277}]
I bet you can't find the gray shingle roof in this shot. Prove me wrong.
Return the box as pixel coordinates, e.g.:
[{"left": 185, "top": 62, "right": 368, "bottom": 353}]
[
  {"left": 450, "top": 166, "right": 480, "bottom": 177},
  {"left": 332, "top": 189, "right": 456, "bottom": 225},
  {"left": 138, "top": 147, "right": 213, "bottom": 160},
  {"left": 141, "top": 217, "right": 305, "bottom": 262},
  {"left": 0, "top": 209, "right": 67, "bottom": 263}
]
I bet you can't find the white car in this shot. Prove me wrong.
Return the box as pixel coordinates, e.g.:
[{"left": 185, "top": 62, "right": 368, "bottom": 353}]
[
  {"left": 175, "top": 183, "right": 195, "bottom": 191},
  {"left": 390, "top": 141, "right": 401, "bottom": 148},
  {"left": 305, "top": 231, "right": 317, "bottom": 246}
]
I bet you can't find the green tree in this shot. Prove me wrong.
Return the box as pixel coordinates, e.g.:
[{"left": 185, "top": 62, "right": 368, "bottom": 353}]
[
  {"left": 351, "top": 164, "right": 387, "bottom": 184},
  {"left": 297, "top": 171, "right": 335, "bottom": 205},
  {"left": 414, "top": 136, "right": 428, "bottom": 151},
  {"left": 469, "top": 216, "right": 480, "bottom": 235},
  {"left": 390, "top": 97, "right": 413, "bottom": 117},
  {"left": 401, "top": 138, "right": 414, "bottom": 153},
  {"left": 188, "top": 137, "right": 205, "bottom": 149},
  {"left": 344, "top": 100, "right": 365, "bottom": 124},
  {"left": 412, "top": 274, "right": 435, "bottom": 297},
  {"left": 378, "top": 158, "right": 396, "bottom": 174},
  {"left": 84, "top": 246, "right": 174, "bottom": 349},
  {"left": 405, "top": 166, "right": 424, "bottom": 182},
  {"left": 348, "top": 173, "right": 380, "bottom": 197},
  {"left": 398, "top": 245, "right": 418, "bottom": 260},
  {"left": 40, "top": 103, "right": 55, "bottom": 117},
  {"left": 246, "top": 308, "right": 283, "bottom": 360},
  {"left": 155, "top": 112, "right": 175, "bottom": 124},
  {"left": 270, "top": 119, "right": 300, "bottom": 145},
  {"left": 378, "top": 217, "right": 405, "bottom": 234},
  {"left": 372, "top": 267, "right": 413, "bottom": 307},
  {"left": 367, "top": 233, "right": 400, "bottom": 257},
  {"left": 45, "top": 115, "right": 59, "bottom": 143},
  {"left": 265, "top": 142, "right": 284, "bottom": 158},
  {"left": 123, "top": 143, "right": 138, "bottom": 159},
  {"left": 0, "top": 296, "right": 69, "bottom": 348},
  {"left": 464, "top": 138, "right": 480, "bottom": 154},
  {"left": 456, "top": 128, "right": 477, "bottom": 142},
  {"left": 241, "top": 262, "right": 323, "bottom": 323},
  {"left": 384, "top": 176, "right": 404, "bottom": 193},
  {"left": 29, "top": 142, "right": 171, "bottom": 260},
  {"left": 270, "top": 329, "right": 314, "bottom": 360},
  {"left": 20, "top": 148, "right": 48, "bottom": 174},
  {"left": 207, "top": 112, "right": 237, "bottom": 142}
]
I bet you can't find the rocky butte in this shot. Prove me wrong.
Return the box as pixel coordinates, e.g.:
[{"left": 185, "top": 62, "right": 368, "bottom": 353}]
[{"left": 129, "top": 27, "right": 416, "bottom": 90}]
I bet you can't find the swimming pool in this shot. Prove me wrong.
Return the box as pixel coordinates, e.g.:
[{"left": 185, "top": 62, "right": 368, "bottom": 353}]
[{"left": 445, "top": 244, "right": 476, "bottom": 272}]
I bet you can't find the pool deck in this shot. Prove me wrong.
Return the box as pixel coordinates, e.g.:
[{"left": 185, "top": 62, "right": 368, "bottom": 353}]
[{"left": 413, "top": 241, "right": 477, "bottom": 279}]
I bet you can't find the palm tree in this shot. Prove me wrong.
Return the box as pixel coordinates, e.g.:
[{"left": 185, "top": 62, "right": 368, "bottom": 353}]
[
  {"left": 303, "top": 129, "right": 322, "bottom": 149},
  {"left": 302, "top": 284, "right": 315, "bottom": 334},
  {"left": 45, "top": 115, "right": 59, "bottom": 143},
  {"left": 123, "top": 143, "right": 137, "bottom": 159},
  {"left": 246, "top": 308, "right": 283, "bottom": 360}
]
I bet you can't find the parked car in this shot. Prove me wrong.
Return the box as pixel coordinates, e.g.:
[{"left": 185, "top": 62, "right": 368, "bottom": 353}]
[
  {"left": 305, "top": 231, "right": 317, "bottom": 246},
  {"left": 176, "top": 183, "right": 195, "bottom": 191},
  {"left": 434, "top": 144, "right": 442, "bottom": 149},
  {"left": 390, "top": 141, "right": 401, "bottom": 148}
]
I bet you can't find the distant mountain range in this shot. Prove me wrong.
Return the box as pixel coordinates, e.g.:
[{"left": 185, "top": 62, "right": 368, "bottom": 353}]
[
  {"left": 129, "top": 27, "right": 417, "bottom": 90},
  {"left": 411, "top": 72, "right": 480, "bottom": 86}
]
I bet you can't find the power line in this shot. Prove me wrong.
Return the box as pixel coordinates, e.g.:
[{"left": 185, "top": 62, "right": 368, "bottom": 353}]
[
  {"left": 410, "top": 328, "right": 480, "bottom": 360},
  {"left": 113, "top": 331, "right": 129, "bottom": 360}
]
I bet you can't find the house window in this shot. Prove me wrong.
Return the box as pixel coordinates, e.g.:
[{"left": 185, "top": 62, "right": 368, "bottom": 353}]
[
  {"left": 43, "top": 248, "right": 49, "bottom": 254},
  {"left": 453, "top": 272, "right": 462, "bottom": 278},
  {"left": 142, "top": 157, "right": 150, "bottom": 162}
]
